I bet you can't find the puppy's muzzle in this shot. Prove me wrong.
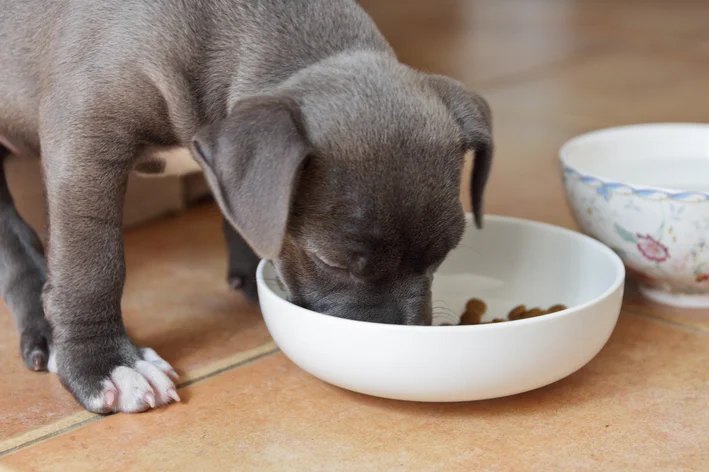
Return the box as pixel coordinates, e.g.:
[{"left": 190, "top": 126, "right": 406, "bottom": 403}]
[{"left": 300, "top": 291, "right": 432, "bottom": 326}]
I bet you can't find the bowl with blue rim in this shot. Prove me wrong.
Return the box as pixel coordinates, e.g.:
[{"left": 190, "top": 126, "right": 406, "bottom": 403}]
[{"left": 561, "top": 123, "right": 709, "bottom": 308}]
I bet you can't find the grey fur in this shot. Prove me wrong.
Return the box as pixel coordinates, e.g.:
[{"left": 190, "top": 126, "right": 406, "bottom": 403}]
[{"left": 0, "top": 0, "right": 492, "bottom": 412}]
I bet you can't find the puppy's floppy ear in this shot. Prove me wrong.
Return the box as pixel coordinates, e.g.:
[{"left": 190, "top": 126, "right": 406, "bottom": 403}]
[
  {"left": 191, "top": 95, "right": 311, "bottom": 260},
  {"left": 425, "top": 74, "right": 493, "bottom": 229}
]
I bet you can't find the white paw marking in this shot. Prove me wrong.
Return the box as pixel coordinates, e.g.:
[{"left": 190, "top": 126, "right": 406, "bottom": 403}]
[
  {"left": 134, "top": 360, "right": 177, "bottom": 406},
  {"left": 82, "top": 350, "right": 179, "bottom": 414},
  {"left": 84, "top": 379, "right": 117, "bottom": 412},
  {"left": 47, "top": 349, "right": 57, "bottom": 373},
  {"left": 142, "top": 347, "right": 179, "bottom": 380},
  {"left": 110, "top": 366, "right": 160, "bottom": 412}
]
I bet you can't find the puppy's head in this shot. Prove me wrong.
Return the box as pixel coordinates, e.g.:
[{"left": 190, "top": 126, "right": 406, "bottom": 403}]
[{"left": 192, "top": 57, "right": 492, "bottom": 325}]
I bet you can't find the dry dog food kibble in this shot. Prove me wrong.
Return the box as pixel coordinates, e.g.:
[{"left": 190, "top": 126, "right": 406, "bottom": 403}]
[
  {"left": 521, "top": 308, "right": 544, "bottom": 319},
  {"left": 546, "top": 304, "right": 567, "bottom": 313},
  {"left": 458, "top": 297, "right": 487, "bottom": 325},
  {"left": 465, "top": 298, "right": 487, "bottom": 315},
  {"left": 445, "top": 299, "right": 568, "bottom": 325},
  {"left": 507, "top": 304, "right": 526, "bottom": 321},
  {"left": 459, "top": 310, "right": 484, "bottom": 325}
]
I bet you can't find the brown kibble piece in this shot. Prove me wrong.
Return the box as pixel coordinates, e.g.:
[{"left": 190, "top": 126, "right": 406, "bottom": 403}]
[
  {"left": 546, "top": 304, "right": 567, "bottom": 313},
  {"left": 465, "top": 298, "right": 487, "bottom": 316},
  {"left": 522, "top": 308, "right": 544, "bottom": 319},
  {"left": 449, "top": 298, "right": 566, "bottom": 327},
  {"left": 507, "top": 304, "right": 526, "bottom": 321},
  {"left": 459, "top": 310, "right": 483, "bottom": 325}
]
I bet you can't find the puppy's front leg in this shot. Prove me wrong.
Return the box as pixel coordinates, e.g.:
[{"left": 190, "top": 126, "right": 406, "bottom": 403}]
[
  {"left": 223, "top": 218, "right": 260, "bottom": 303},
  {"left": 41, "top": 124, "right": 179, "bottom": 413},
  {"left": 0, "top": 148, "right": 52, "bottom": 371}
]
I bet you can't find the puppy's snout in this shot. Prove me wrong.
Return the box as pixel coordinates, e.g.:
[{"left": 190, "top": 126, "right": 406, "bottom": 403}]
[
  {"left": 289, "top": 274, "right": 433, "bottom": 325},
  {"left": 301, "top": 294, "right": 431, "bottom": 326},
  {"left": 351, "top": 299, "right": 432, "bottom": 325},
  {"left": 365, "top": 296, "right": 431, "bottom": 325},
  {"left": 399, "top": 295, "right": 432, "bottom": 326}
]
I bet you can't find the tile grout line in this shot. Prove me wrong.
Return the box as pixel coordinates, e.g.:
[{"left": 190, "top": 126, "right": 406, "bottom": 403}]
[
  {"left": 0, "top": 341, "right": 280, "bottom": 458},
  {"left": 621, "top": 307, "right": 709, "bottom": 335},
  {"left": 0, "top": 415, "right": 104, "bottom": 462},
  {"left": 176, "top": 341, "right": 279, "bottom": 386},
  {"left": 179, "top": 344, "right": 280, "bottom": 389},
  {"left": 5, "top": 310, "right": 697, "bottom": 457}
]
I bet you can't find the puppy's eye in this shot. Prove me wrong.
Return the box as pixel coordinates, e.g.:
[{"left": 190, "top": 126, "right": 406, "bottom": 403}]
[
  {"left": 311, "top": 253, "right": 348, "bottom": 273},
  {"left": 318, "top": 257, "right": 347, "bottom": 271}
]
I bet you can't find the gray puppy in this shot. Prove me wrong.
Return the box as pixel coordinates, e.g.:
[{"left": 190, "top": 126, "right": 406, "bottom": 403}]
[{"left": 0, "top": 0, "right": 492, "bottom": 413}]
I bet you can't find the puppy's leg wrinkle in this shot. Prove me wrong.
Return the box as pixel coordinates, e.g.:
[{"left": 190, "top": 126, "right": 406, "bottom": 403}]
[
  {"left": 41, "top": 129, "right": 178, "bottom": 413},
  {"left": 0, "top": 147, "right": 52, "bottom": 371},
  {"left": 223, "top": 218, "right": 260, "bottom": 303}
]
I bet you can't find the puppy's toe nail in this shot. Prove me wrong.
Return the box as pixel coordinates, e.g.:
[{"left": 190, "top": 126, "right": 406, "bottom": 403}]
[
  {"left": 144, "top": 392, "right": 156, "bottom": 408},
  {"left": 103, "top": 389, "right": 117, "bottom": 410},
  {"left": 228, "top": 276, "right": 243, "bottom": 290},
  {"left": 168, "top": 369, "right": 179, "bottom": 381},
  {"left": 167, "top": 389, "right": 181, "bottom": 403},
  {"left": 31, "top": 351, "right": 46, "bottom": 371}
]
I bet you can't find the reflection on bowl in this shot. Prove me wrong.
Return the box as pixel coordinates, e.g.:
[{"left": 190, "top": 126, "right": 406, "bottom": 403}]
[
  {"left": 257, "top": 215, "right": 625, "bottom": 402},
  {"left": 561, "top": 123, "right": 709, "bottom": 308}
]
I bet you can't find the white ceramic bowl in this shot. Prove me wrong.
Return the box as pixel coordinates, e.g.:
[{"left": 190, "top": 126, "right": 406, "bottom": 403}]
[
  {"left": 256, "top": 215, "right": 624, "bottom": 402},
  {"left": 561, "top": 123, "right": 709, "bottom": 308}
]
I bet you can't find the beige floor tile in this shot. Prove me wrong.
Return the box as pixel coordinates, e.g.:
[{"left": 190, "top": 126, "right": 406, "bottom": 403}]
[
  {"left": 360, "top": 0, "right": 709, "bottom": 87},
  {"left": 567, "top": 0, "right": 709, "bottom": 43},
  {"left": 480, "top": 48, "right": 709, "bottom": 129},
  {"left": 623, "top": 280, "right": 709, "bottom": 333},
  {"left": 696, "top": 29, "right": 709, "bottom": 50},
  {"left": 3, "top": 314, "right": 707, "bottom": 471},
  {"left": 359, "top": 0, "right": 602, "bottom": 86},
  {"left": 0, "top": 204, "right": 272, "bottom": 442},
  {"left": 461, "top": 112, "right": 597, "bottom": 228}
]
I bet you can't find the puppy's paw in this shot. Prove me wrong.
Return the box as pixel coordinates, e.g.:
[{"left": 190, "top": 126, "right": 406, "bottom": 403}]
[
  {"left": 140, "top": 347, "right": 179, "bottom": 381},
  {"left": 19, "top": 321, "right": 53, "bottom": 372},
  {"left": 227, "top": 273, "right": 259, "bottom": 303},
  {"left": 55, "top": 340, "right": 179, "bottom": 414},
  {"left": 86, "top": 362, "right": 179, "bottom": 413}
]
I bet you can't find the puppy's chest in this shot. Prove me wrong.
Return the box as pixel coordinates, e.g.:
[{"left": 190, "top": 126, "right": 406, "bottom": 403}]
[{"left": 132, "top": 145, "right": 202, "bottom": 178}]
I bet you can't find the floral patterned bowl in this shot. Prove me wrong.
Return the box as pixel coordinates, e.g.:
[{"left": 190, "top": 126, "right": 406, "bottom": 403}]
[{"left": 561, "top": 123, "right": 709, "bottom": 308}]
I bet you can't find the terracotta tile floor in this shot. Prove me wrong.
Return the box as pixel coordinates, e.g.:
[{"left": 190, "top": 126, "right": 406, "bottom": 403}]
[
  {"left": 2, "top": 0, "right": 709, "bottom": 470},
  {"left": 4, "top": 314, "right": 709, "bottom": 472}
]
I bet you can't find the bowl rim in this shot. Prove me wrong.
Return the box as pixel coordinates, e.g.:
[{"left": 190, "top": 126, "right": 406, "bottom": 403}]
[
  {"left": 256, "top": 214, "right": 626, "bottom": 332},
  {"left": 559, "top": 122, "right": 709, "bottom": 198}
]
